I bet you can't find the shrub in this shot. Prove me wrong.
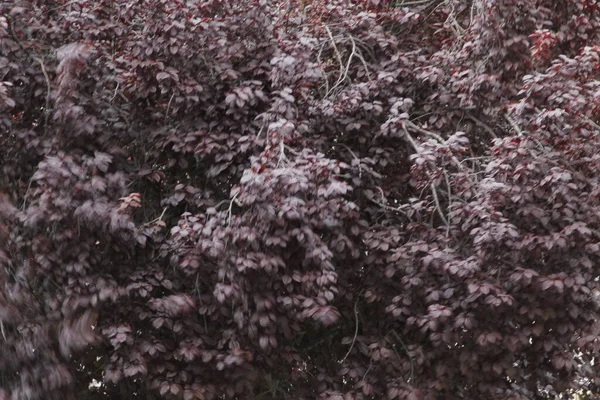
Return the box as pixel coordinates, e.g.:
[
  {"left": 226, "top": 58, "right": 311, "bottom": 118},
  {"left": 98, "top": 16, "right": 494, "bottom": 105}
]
[{"left": 1, "top": 0, "right": 600, "bottom": 399}]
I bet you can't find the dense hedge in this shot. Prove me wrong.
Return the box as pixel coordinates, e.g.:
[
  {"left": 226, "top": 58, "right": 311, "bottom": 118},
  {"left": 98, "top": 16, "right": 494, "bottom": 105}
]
[{"left": 2, "top": 0, "right": 600, "bottom": 399}]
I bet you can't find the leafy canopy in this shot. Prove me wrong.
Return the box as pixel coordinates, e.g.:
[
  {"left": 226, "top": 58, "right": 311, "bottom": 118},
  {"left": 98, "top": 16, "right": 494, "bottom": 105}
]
[{"left": 1, "top": 0, "right": 600, "bottom": 399}]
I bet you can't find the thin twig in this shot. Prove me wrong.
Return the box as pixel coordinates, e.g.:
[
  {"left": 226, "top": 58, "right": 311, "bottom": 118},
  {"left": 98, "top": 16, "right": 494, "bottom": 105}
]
[
  {"left": 277, "top": 140, "right": 289, "bottom": 168},
  {"left": 20, "top": 177, "right": 34, "bottom": 211},
  {"left": 379, "top": 187, "right": 405, "bottom": 208},
  {"left": 362, "top": 360, "right": 374, "bottom": 380},
  {"left": 403, "top": 122, "right": 465, "bottom": 172},
  {"left": 284, "top": 144, "right": 301, "bottom": 156},
  {"left": 401, "top": 124, "right": 421, "bottom": 153},
  {"left": 347, "top": 34, "right": 372, "bottom": 81},
  {"left": 317, "top": 42, "right": 330, "bottom": 94},
  {"left": 323, "top": 25, "right": 344, "bottom": 88},
  {"left": 468, "top": 0, "right": 476, "bottom": 28},
  {"left": 34, "top": 57, "right": 51, "bottom": 134},
  {"left": 369, "top": 197, "right": 409, "bottom": 215},
  {"left": 227, "top": 191, "right": 239, "bottom": 226},
  {"left": 369, "top": 186, "right": 408, "bottom": 215},
  {"left": 145, "top": 207, "right": 168, "bottom": 226},
  {"left": 326, "top": 30, "right": 357, "bottom": 97},
  {"left": 255, "top": 114, "right": 269, "bottom": 140},
  {"left": 401, "top": 125, "right": 451, "bottom": 227},
  {"left": 405, "top": 120, "right": 444, "bottom": 143},
  {"left": 390, "top": 329, "right": 414, "bottom": 384},
  {"left": 110, "top": 81, "right": 120, "bottom": 102},
  {"left": 444, "top": 0, "right": 465, "bottom": 37},
  {"left": 431, "top": 182, "right": 449, "bottom": 227},
  {"left": 340, "top": 290, "right": 363, "bottom": 364},
  {"left": 505, "top": 114, "right": 524, "bottom": 136},
  {"left": 443, "top": 171, "right": 452, "bottom": 237},
  {"left": 332, "top": 143, "right": 362, "bottom": 178},
  {"left": 166, "top": 92, "right": 175, "bottom": 119},
  {"left": 399, "top": 0, "right": 438, "bottom": 5}
]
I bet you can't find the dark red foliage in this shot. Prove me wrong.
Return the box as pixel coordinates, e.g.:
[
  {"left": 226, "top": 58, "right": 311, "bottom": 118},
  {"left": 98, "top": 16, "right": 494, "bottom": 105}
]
[{"left": 1, "top": 0, "right": 600, "bottom": 399}]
